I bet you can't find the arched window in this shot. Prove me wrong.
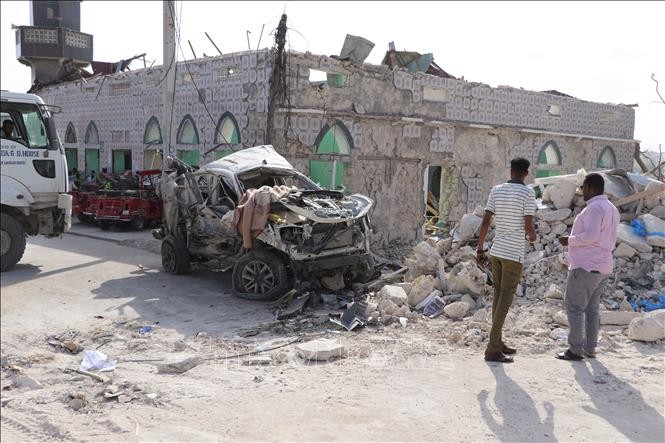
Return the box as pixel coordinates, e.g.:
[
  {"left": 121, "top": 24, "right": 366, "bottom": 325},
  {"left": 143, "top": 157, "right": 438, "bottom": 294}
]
[
  {"left": 536, "top": 141, "right": 561, "bottom": 178},
  {"left": 315, "top": 120, "right": 353, "bottom": 155},
  {"left": 214, "top": 112, "right": 240, "bottom": 145},
  {"left": 176, "top": 115, "right": 199, "bottom": 144},
  {"left": 309, "top": 120, "right": 354, "bottom": 190},
  {"left": 143, "top": 116, "right": 162, "bottom": 145},
  {"left": 597, "top": 146, "right": 616, "bottom": 169},
  {"left": 84, "top": 121, "right": 99, "bottom": 145},
  {"left": 65, "top": 122, "right": 77, "bottom": 143}
]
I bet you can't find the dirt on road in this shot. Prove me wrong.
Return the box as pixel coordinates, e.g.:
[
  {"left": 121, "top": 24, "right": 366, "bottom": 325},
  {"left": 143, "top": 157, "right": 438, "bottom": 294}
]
[{"left": 1, "top": 234, "right": 663, "bottom": 442}]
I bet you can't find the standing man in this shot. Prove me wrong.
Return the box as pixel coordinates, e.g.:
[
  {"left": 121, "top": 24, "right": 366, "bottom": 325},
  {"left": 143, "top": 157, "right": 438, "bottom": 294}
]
[
  {"left": 477, "top": 157, "right": 537, "bottom": 363},
  {"left": 556, "top": 173, "right": 619, "bottom": 361}
]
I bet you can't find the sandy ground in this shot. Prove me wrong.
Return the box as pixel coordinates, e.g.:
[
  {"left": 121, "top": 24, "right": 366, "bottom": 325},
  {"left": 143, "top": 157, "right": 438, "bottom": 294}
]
[{"left": 1, "top": 231, "right": 664, "bottom": 442}]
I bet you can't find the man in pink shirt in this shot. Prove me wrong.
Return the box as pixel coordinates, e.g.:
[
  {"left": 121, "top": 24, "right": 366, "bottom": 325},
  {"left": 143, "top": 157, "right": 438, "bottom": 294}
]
[{"left": 556, "top": 173, "right": 620, "bottom": 361}]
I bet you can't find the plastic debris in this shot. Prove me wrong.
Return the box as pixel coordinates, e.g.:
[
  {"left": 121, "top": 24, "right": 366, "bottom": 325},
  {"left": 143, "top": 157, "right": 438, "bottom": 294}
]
[
  {"left": 138, "top": 326, "right": 154, "bottom": 336},
  {"left": 79, "top": 350, "right": 117, "bottom": 372}
]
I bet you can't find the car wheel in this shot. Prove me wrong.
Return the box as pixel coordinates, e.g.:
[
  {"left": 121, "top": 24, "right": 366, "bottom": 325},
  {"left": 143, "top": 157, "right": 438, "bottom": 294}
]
[
  {"left": 232, "top": 249, "right": 290, "bottom": 301},
  {"left": 352, "top": 255, "right": 378, "bottom": 283},
  {"left": 1, "top": 213, "right": 26, "bottom": 272},
  {"left": 131, "top": 217, "right": 145, "bottom": 231},
  {"left": 161, "top": 235, "right": 190, "bottom": 274}
]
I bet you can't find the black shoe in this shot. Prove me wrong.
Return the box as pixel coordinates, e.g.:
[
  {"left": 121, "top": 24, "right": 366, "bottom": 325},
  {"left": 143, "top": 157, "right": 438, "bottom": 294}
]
[
  {"left": 502, "top": 344, "right": 517, "bottom": 355},
  {"left": 555, "top": 350, "right": 584, "bottom": 361},
  {"left": 485, "top": 351, "right": 514, "bottom": 363}
]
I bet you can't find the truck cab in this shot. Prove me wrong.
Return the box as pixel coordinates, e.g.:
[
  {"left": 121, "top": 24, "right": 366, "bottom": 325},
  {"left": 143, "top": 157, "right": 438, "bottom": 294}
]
[{"left": 1, "top": 91, "right": 72, "bottom": 271}]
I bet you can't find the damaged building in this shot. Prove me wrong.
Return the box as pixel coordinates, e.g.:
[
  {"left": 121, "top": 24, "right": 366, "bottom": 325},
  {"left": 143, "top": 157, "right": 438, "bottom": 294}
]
[{"left": 21, "top": 6, "right": 638, "bottom": 245}]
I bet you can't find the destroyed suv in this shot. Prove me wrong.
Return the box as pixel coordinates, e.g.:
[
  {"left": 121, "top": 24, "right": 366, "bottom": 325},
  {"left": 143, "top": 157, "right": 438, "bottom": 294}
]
[{"left": 153, "top": 145, "right": 375, "bottom": 301}]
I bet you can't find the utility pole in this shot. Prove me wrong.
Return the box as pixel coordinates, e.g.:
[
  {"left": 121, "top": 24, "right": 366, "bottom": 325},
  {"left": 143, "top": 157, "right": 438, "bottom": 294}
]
[{"left": 163, "top": 0, "right": 176, "bottom": 162}]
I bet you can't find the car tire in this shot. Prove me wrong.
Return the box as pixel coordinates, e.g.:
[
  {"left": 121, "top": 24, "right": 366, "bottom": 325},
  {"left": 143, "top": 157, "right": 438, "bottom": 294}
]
[
  {"left": 161, "top": 235, "right": 190, "bottom": 274},
  {"left": 232, "top": 249, "right": 290, "bottom": 301},
  {"left": 1, "top": 213, "right": 26, "bottom": 272},
  {"left": 131, "top": 217, "right": 145, "bottom": 231}
]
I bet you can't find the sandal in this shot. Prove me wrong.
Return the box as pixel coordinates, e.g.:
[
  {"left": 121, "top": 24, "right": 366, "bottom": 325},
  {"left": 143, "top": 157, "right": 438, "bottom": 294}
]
[
  {"left": 485, "top": 351, "right": 514, "bottom": 363},
  {"left": 502, "top": 344, "right": 517, "bottom": 355},
  {"left": 555, "top": 350, "right": 584, "bottom": 361}
]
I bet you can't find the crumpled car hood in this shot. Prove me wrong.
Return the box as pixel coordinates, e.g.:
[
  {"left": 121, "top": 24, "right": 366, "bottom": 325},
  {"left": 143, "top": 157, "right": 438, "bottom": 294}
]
[{"left": 279, "top": 191, "right": 373, "bottom": 223}]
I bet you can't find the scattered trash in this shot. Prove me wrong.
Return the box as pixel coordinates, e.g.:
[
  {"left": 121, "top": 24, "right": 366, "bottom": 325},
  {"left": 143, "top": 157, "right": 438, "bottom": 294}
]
[
  {"left": 243, "top": 356, "right": 272, "bottom": 366},
  {"left": 329, "top": 301, "right": 367, "bottom": 331},
  {"left": 79, "top": 350, "right": 117, "bottom": 372},
  {"left": 423, "top": 295, "right": 446, "bottom": 318},
  {"left": 276, "top": 292, "right": 312, "bottom": 320},
  {"left": 60, "top": 340, "right": 83, "bottom": 354},
  {"left": 137, "top": 326, "right": 154, "bottom": 336},
  {"left": 103, "top": 385, "right": 123, "bottom": 399},
  {"left": 253, "top": 375, "right": 264, "bottom": 383},
  {"left": 399, "top": 317, "right": 408, "bottom": 328}
]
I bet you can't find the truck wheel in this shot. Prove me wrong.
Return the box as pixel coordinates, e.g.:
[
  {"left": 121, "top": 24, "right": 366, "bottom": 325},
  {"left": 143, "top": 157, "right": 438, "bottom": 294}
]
[
  {"left": 1, "top": 213, "right": 26, "bottom": 272},
  {"left": 232, "top": 249, "right": 290, "bottom": 301},
  {"left": 161, "top": 235, "right": 190, "bottom": 274},
  {"left": 99, "top": 220, "right": 111, "bottom": 231},
  {"left": 131, "top": 217, "right": 145, "bottom": 231}
]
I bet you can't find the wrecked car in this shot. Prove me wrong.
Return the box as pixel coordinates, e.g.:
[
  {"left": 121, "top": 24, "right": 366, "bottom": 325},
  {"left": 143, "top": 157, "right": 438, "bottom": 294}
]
[{"left": 153, "top": 145, "right": 375, "bottom": 301}]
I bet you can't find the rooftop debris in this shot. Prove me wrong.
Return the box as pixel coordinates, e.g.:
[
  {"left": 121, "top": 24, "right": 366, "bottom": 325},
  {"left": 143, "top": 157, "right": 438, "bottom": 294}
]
[{"left": 381, "top": 43, "right": 455, "bottom": 78}]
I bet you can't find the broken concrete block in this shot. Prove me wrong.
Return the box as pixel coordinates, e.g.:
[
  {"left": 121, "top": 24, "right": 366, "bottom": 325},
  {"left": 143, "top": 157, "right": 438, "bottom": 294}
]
[
  {"left": 616, "top": 224, "right": 653, "bottom": 253},
  {"left": 644, "top": 182, "right": 665, "bottom": 210},
  {"left": 649, "top": 205, "right": 665, "bottom": 219},
  {"left": 408, "top": 274, "right": 436, "bottom": 307},
  {"left": 445, "top": 246, "right": 475, "bottom": 266},
  {"left": 8, "top": 373, "right": 43, "bottom": 390},
  {"left": 544, "top": 284, "right": 564, "bottom": 300},
  {"left": 619, "top": 300, "right": 634, "bottom": 312},
  {"left": 550, "top": 223, "right": 567, "bottom": 236},
  {"left": 553, "top": 310, "right": 569, "bottom": 327},
  {"left": 394, "top": 305, "right": 412, "bottom": 318},
  {"left": 460, "top": 293, "right": 476, "bottom": 310},
  {"left": 157, "top": 356, "right": 204, "bottom": 374},
  {"left": 525, "top": 250, "right": 546, "bottom": 268},
  {"left": 394, "top": 282, "right": 413, "bottom": 295},
  {"left": 296, "top": 339, "right": 346, "bottom": 362},
  {"left": 614, "top": 242, "right": 637, "bottom": 258},
  {"left": 639, "top": 214, "right": 665, "bottom": 248},
  {"left": 546, "top": 181, "right": 577, "bottom": 210},
  {"left": 472, "top": 308, "right": 488, "bottom": 322},
  {"left": 443, "top": 301, "right": 470, "bottom": 320},
  {"left": 537, "top": 208, "right": 572, "bottom": 223},
  {"left": 447, "top": 260, "right": 487, "bottom": 296},
  {"left": 378, "top": 285, "right": 408, "bottom": 307},
  {"left": 378, "top": 299, "right": 399, "bottom": 316},
  {"left": 458, "top": 213, "right": 483, "bottom": 241},
  {"left": 628, "top": 310, "right": 665, "bottom": 342},
  {"left": 600, "top": 311, "right": 641, "bottom": 326}
]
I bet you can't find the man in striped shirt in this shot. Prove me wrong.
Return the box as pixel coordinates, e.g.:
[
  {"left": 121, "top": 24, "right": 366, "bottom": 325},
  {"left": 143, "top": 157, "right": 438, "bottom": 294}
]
[{"left": 477, "top": 157, "right": 537, "bottom": 363}]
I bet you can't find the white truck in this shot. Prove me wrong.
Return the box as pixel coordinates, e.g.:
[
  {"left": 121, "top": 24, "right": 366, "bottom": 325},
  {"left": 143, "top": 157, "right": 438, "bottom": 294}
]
[{"left": 1, "top": 91, "right": 72, "bottom": 271}]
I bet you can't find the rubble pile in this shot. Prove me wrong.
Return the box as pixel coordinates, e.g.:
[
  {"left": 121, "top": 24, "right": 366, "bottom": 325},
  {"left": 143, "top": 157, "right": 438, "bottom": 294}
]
[{"left": 363, "top": 169, "right": 665, "bottom": 347}]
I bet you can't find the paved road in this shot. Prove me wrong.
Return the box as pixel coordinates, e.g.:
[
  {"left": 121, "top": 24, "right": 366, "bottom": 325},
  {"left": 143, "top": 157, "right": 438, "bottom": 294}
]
[{"left": 1, "top": 232, "right": 274, "bottom": 339}]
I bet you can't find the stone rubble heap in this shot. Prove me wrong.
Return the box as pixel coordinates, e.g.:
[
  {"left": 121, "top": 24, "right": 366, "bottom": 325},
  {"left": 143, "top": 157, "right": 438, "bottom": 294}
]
[{"left": 365, "top": 170, "right": 665, "bottom": 345}]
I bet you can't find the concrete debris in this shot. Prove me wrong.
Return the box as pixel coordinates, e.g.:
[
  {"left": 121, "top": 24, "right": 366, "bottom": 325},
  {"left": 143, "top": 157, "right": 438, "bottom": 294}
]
[
  {"left": 443, "top": 301, "right": 470, "bottom": 320},
  {"left": 553, "top": 310, "right": 569, "bottom": 327},
  {"left": 628, "top": 309, "right": 665, "bottom": 342},
  {"left": 639, "top": 214, "right": 665, "bottom": 248},
  {"left": 6, "top": 373, "right": 43, "bottom": 390},
  {"left": 650, "top": 206, "right": 665, "bottom": 219},
  {"left": 544, "top": 284, "right": 564, "bottom": 300},
  {"left": 408, "top": 274, "right": 437, "bottom": 307},
  {"left": 295, "top": 339, "right": 346, "bottom": 362},
  {"left": 243, "top": 356, "right": 273, "bottom": 366},
  {"left": 599, "top": 311, "right": 641, "bottom": 326},
  {"left": 447, "top": 261, "right": 487, "bottom": 296},
  {"left": 157, "top": 356, "right": 204, "bottom": 374},
  {"left": 616, "top": 224, "right": 653, "bottom": 253},
  {"left": 614, "top": 242, "right": 637, "bottom": 258},
  {"left": 377, "top": 285, "right": 408, "bottom": 307},
  {"left": 458, "top": 213, "right": 483, "bottom": 241},
  {"left": 544, "top": 180, "right": 577, "bottom": 210},
  {"left": 536, "top": 208, "right": 572, "bottom": 222}
]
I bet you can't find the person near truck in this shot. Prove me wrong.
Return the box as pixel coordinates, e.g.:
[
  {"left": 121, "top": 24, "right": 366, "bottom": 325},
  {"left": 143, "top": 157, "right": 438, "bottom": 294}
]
[
  {"left": 556, "top": 173, "right": 619, "bottom": 361},
  {"left": 476, "top": 157, "right": 537, "bottom": 363},
  {"left": 2, "top": 119, "right": 16, "bottom": 139}
]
